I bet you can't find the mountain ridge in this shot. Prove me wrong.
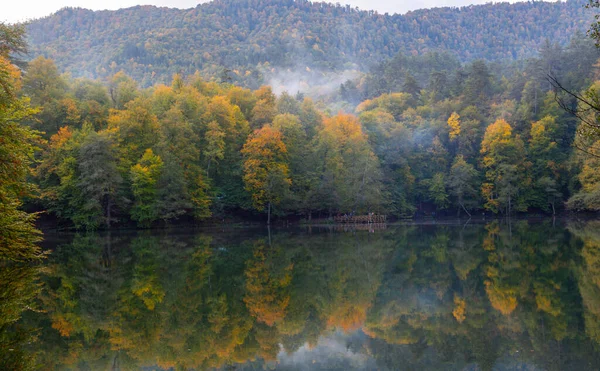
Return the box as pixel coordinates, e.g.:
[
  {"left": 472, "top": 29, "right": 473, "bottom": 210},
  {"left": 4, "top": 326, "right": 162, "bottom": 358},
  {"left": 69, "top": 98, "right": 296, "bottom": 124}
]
[{"left": 25, "top": 0, "right": 594, "bottom": 87}]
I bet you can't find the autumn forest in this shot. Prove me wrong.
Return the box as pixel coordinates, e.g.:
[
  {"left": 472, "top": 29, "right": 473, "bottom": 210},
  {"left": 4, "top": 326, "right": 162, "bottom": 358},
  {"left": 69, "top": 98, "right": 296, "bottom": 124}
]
[
  {"left": 5, "top": 0, "right": 600, "bottom": 369},
  {"left": 11, "top": 34, "right": 600, "bottom": 230}
]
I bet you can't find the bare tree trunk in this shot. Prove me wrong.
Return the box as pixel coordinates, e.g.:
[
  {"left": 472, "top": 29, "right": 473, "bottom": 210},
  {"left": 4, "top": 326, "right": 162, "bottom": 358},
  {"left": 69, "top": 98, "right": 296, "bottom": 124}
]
[
  {"left": 110, "top": 88, "right": 117, "bottom": 108},
  {"left": 267, "top": 202, "right": 271, "bottom": 225},
  {"left": 112, "top": 352, "right": 119, "bottom": 371},
  {"left": 460, "top": 202, "right": 471, "bottom": 217}
]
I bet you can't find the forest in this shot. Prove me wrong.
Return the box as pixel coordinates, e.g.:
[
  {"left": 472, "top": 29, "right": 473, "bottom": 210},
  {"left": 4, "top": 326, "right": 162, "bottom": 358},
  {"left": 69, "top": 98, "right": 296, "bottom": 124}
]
[
  {"left": 1, "top": 0, "right": 600, "bottom": 232},
  {"left": 25, "top": 0, "right": 593, "bottom": 87},
  {"left": 0, "top": 28, "right": 596, "bottom": 230}
]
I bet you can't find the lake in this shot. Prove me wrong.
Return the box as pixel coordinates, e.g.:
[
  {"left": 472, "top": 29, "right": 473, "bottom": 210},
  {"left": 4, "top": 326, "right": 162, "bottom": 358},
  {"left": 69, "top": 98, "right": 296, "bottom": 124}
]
[{"left": 4, "top": 220, "right": 600, "bottom": 370}]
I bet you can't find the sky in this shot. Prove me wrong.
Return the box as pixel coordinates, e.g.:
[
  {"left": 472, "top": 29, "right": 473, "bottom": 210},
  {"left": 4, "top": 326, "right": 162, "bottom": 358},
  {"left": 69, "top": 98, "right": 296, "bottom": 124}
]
[{"left": 2, "top": 0, "right": 523, "bottom": 24}]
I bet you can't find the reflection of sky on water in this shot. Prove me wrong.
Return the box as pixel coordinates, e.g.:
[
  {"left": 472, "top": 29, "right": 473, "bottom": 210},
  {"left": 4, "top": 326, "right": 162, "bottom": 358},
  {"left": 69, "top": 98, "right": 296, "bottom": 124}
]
[
  {"left": 264, "top": 330, "right": 544, "bottom": 371},
  {"left": 275, "top": 331, "right": 376, "bottom": 371}
]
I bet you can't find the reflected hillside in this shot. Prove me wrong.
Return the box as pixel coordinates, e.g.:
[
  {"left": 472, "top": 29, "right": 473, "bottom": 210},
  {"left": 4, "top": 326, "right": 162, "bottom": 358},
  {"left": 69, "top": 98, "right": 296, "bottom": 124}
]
[{"left": 5, "top": 222, "right": 600, "bottom": 370}]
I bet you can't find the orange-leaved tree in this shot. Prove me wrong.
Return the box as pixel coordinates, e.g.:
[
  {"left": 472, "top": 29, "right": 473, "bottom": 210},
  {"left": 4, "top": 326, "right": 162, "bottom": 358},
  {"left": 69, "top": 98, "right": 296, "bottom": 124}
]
[{"left": 241, "top": 125, "right": 290, "bottom": 224}]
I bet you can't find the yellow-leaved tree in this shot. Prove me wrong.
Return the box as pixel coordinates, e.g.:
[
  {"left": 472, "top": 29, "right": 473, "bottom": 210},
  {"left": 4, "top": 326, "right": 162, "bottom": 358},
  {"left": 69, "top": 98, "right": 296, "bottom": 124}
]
[
  {"left": 447, "top": 112, "right": 461, "bottom": 140},
  {"left": 480, "top": 118, "right": 530, "bottom": 214}
]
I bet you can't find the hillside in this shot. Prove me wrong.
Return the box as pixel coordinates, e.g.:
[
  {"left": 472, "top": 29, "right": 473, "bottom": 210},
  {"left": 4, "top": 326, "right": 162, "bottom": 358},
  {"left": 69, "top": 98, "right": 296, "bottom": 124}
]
[{"left": 26, "top": 0, "right": 593, "bottom": 87}]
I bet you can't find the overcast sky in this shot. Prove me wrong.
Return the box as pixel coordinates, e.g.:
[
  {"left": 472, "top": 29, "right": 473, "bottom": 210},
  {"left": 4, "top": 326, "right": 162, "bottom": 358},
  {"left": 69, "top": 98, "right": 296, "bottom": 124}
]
[{"left": 3, "top": 0, "right": 524, "bottom": 24}]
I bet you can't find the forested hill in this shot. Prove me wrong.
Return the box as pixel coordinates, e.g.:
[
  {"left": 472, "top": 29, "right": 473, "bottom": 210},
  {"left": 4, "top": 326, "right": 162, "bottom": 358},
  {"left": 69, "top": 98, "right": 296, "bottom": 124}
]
[{"left": 26, "top": 0, "right": 592, "bottom": 87}]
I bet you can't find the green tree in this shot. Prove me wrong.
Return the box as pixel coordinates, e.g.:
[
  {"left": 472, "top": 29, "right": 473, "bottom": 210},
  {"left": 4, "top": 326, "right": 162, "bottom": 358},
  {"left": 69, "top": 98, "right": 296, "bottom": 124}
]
[
  {"left": 567, "top": 147, "right": 600, "bottom": 211},
  {"left": 108, "top": 71, "right": 139, "bottom": 109},
  {"left": 130, "top": 149, "right": 163, "bottom": 227},
  {"left": 21, "top": 56, "right": 68, "bottom": 136},
  {"left": 156, "top": 153, "right": 194, "bottom": 221},
  {"left": 428, "top": 173, "right": 449, "bottom": 210},
  {"left": 464, "top": 60, "right": 492, "bottom": 108},
  {"left": 76, "top": 131, "right": 122, "bottom": 229},
  {"left": 203, "top": 121, "right": 225, "bottom": 176},
  {"left": 528, "top": 116, "right": 563, "bottom": 212},
  {"left": 447, "top": 155, "right": 479, "bottom": 216},
  {"left": 272, "top": 113, "right": 316, "bottom": 215}
]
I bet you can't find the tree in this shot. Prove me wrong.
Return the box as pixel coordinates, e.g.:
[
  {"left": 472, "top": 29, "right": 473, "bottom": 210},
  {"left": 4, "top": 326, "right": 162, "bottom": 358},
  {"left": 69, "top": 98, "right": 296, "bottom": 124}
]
[
  {"left": 427, "top": 71, "right": 450, "bottom": 103},
  {"left": 0, "top": 23, "right": 43, "bottom": 261},
  {"left": 464, "top": 60, "right": 492, "bottom": 108},
  {"left": 447, "top": 112, "right": 461, "bottom": 140},
  {"left": 130, "top": 149, "right": 163, "bottom": 227},
  {"left": 314, "top": 114, "right": 384, "bottom": 215},
  {"left": 567, "top": 146, "right": 600, "bottom": 211},
  {"left": 22, "top": 56, "right": 67, "bottom": 107},
  {"left": 276, "top": 92, "right": 301, "bottom": 115},
  {"left": 107, "top": 97, "right": 160, "bottom": 168},
  {"left": 156, "top": 153, "right": 194, "bottom": 221},
  {"left": 537, "top": 176, "right": 561, "bottom": 215},
  {"left": 77, "top": 131, "right": 122, "bottom": 229},
  {"left": 587, "top": 0, "right": 600, "bottom": 47},
  {"left": 242, "top": 125, "right": 291, "bottom": 224},
  {"left": 528, "top": 116, "right": 563, "bottom": 212},
  {"left": 272, "top": 113, "right": 316, "bottom": 215},
  {"left": 402, "top": 73, "right": 421, "bottom": 102},
  {"left": 480, "top": 119, "right": 530, "bottom": 214},
  {"left": 203, "top": 121, "right": 225, "bottom": 176},
  {"left": 251, "top": 86, "right": 276, "bottom": 128},
  {"left": 447, "top": 155, "right": 479, "bottom": 216},
  {"left": 548, "top": 78, "right": 600, "bottom": 157},
  {"left": 21, "top": 56, "right": 68, "bottom": 136},
  {"left": 428, "top": 173, "right": 449, "bottom": 210},
  {"left": 108, "top": 71, "right": 139, "bottom": 109}
]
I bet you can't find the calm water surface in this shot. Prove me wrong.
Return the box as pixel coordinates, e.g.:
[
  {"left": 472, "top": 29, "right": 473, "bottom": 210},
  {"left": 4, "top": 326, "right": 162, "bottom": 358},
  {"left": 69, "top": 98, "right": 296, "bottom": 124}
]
[{"left": 4, "top": 220, "right": 600, "bottom": 370}]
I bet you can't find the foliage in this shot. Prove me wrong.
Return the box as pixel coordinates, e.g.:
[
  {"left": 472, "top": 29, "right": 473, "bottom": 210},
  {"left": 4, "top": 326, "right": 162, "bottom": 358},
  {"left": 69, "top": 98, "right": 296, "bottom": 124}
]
[
  {"left": 0, "top": 23, "right": 42, "bottom": 261},
  {"left": 242, "top": 125, "right": 290, "bottom": 223},
  {"left": 24, "top": 0, "right": 593, "bottom": 87},
  {"left": 130, "top": 149, "right": 163, "bottom": 227},
  {"left": 14, "top": 29, "right": 600, "bottom": 227}
]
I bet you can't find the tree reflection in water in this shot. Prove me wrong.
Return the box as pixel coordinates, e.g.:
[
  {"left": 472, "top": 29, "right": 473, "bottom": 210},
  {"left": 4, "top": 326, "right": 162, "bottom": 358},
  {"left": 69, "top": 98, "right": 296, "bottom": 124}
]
[{"left": 4, "top": 221, "right": 600, "bottom": 370}]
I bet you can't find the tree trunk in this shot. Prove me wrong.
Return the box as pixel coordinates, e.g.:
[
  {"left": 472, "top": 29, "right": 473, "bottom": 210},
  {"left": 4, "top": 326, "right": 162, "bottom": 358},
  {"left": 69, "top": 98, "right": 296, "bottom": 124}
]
[
  {"left": 106, "top": 196, "right": 112, "bottom": 229},
  {"left": 460, "top": 202, "right": 471, "bottom": 217},
  {"left": 267, "top": 202, "right": 271, "bottom": 225}
]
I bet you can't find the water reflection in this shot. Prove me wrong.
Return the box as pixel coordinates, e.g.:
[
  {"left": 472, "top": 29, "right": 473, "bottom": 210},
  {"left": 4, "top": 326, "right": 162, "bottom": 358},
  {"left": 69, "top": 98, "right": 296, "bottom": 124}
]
[{"left": 4, "top": 221, "right": 600, "bottom": 370}]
